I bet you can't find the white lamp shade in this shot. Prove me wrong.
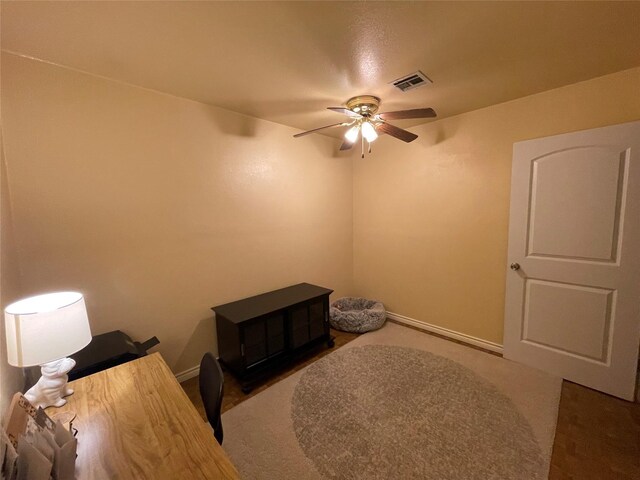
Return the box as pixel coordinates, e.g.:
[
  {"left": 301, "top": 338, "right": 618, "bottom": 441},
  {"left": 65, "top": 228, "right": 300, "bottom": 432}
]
[
  {"left": 344, "top": 125, "right": 359, "bottom": 143},
  {"left": 361, "top": 121, "right": 378, "bottom": 142},
  {"left": 4, "top": 292, "right": 92, "bottom": 367}
]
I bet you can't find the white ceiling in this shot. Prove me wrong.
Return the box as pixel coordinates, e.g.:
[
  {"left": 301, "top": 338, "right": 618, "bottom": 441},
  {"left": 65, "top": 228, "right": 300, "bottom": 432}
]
[{"left": 2, "top": 1, "right": 640, "bottom": 137}]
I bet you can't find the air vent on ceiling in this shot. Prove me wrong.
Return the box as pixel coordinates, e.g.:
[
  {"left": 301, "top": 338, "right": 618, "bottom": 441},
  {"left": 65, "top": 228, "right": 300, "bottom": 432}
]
[{"left": 391, "top": 71, "right": 432, "bottom": 92}]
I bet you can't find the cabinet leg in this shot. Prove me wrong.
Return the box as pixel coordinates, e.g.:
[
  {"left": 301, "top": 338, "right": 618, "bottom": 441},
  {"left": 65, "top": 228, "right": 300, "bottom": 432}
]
[
  {"left": 241, "top": 385, "right": 253, "bottom": 395},
  {"left": 327, "top": 337, "right": 335, "bottom": 348}
]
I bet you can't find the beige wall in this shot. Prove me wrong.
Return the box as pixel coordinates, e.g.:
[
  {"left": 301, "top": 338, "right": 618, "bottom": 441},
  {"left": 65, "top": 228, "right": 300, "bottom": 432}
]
[
  {"left": 1, "top": 131, "right": 24, "bottom": 412},
  {"left": 353, "top": 67, "right": 640, "bottom": 345},
  {"left": 2, "top": 50, "right": 639, "bottom": 379},
  {"left": 1, "top": 21, "right": 25, "bottom": 410},
  {"left": 0, "top": 53, "right": 353, "bottom": 373}
]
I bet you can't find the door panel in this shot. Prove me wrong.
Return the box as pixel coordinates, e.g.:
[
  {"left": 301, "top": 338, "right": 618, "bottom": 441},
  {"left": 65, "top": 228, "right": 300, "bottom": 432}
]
[
  {"left": 522, "top": 280, "right": 613, "bottom": 362},
  {"left": 504, "top": 120, "right": 640, "bottom": 400},
  {"left": 527, "top": 148, "right": 625, "bottom": 261}
]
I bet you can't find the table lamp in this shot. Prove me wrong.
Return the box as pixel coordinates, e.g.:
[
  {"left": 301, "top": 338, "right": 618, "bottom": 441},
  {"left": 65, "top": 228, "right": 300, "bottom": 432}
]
[{"left": 4, "top": 291, "right": 92, "bottom": 409}]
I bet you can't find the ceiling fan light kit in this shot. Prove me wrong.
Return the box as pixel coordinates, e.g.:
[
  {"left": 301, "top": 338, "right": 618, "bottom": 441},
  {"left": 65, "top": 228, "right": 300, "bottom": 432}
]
[
  {"left": 293, "top": 95, "right": 437, "bottom": 158},
  {"left": 361, "top": 121, "right": 378, "bottom": 142},
  {"left": 345, "top": 125, "right": 360, "bottom": 143}
]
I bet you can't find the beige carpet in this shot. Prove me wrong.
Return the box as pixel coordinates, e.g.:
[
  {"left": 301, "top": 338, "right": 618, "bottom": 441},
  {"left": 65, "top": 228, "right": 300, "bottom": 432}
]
[{"left": 221, "top": 322, "right": 561, "bottom": 479}]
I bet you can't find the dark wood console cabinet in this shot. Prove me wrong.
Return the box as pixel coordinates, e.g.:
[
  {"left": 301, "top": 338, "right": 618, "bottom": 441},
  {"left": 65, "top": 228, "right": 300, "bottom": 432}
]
[{"left": 212, "top": 283, "right": 334, "bottom": 392}]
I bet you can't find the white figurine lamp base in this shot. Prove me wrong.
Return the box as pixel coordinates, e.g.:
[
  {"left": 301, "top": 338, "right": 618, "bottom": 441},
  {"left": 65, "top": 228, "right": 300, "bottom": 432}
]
[{"left": 25, "top": 357, "right": 78, "bottom": 409}]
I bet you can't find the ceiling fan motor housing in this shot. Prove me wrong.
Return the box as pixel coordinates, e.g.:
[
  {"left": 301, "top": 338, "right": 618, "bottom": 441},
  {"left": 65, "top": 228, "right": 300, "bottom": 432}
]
[{"left": 346, "top": 95, "right": 381, "bottom": 116}]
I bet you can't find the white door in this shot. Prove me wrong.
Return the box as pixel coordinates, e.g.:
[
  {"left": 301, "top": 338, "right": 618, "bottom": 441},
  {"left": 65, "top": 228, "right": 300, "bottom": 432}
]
[{"left": 504, "top": 120, "right": 640, "bottom": 401}]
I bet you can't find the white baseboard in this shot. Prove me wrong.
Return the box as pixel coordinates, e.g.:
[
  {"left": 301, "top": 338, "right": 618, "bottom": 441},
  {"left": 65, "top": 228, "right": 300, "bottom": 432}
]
[
  {"left": 386, "top": 311, "right": 504, "bottom": 354},
  {"left": 175, "top": 355, "right": 223, "bottom": 383},
  {"left": 175, "top": 364, "right": 200, "bottom": 383}
]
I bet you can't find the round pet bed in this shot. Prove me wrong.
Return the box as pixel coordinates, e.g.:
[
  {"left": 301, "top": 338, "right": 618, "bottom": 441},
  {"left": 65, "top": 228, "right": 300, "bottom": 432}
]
[{"left": 329, "top": 297, "right": 386, "bottom": 333}]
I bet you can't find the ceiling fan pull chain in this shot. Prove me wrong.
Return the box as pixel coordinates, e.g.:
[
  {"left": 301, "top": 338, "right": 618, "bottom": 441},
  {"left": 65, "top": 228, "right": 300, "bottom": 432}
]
[{"left": 361, "top": 134, "right": 365, "bottom": 158}]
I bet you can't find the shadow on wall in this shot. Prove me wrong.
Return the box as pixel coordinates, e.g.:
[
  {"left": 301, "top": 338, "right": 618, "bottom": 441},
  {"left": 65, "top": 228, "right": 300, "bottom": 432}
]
[
  {"left": 204, "top": 100, "right": 347, "bottom": 159},
  {"left": 250, "top": 97, "right": 353, "bottom": 159},
  {"left": 23, "top": 366, "right": 40, "bottom": 392},
  {"left": 418, "top": 121, "right": 458, "bottom": 148},
  {"left": 174, "top": 315, "right": 218, "bottom": 374},
  {"left": 206, "top": 107, "right": 259, "bottom": 137}
]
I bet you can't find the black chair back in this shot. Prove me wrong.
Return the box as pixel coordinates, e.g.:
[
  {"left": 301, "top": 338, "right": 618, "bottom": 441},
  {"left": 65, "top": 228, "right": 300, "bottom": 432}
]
[{"left": 199, "top": 353, "right": 224, "bottom": 445}]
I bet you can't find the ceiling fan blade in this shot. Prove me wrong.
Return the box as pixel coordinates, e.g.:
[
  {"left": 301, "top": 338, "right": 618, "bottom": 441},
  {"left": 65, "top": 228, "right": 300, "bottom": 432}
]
[
  {"left": 377, "top": 108, "right": 437, "bottom": 121},
  {"left": 339, "top": 139, "right": 355, "bottom": 151},
  {"left": 293, "top": 122, "right": 346, "bottom": 138},
  {"left": 327, "top": 107, "right": 363, "bottom": 118},
  {"left": 375, "top": 122, "right": 418, "bottom": 143}
]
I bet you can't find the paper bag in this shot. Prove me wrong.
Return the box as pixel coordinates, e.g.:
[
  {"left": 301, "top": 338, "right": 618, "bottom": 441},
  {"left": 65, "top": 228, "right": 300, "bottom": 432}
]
[
  {"left": 1, "top": 428, "right": 18, "bottom": 480},
  {"left": 16, "top": 436, "right": 51, "bottom": 480},
  {"left": 44, "top": 421, "right": 76, "bottom": 480}
]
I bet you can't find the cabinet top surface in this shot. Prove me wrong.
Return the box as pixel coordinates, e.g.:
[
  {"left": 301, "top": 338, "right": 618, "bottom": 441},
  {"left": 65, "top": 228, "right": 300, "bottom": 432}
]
[{"left": 212, "top": 282, "right": 333, "bottom": 323}]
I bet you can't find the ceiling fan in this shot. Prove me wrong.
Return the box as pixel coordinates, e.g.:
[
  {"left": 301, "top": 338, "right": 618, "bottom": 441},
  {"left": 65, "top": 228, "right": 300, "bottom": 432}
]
[{"left": 293, "top": 95, "right": 436, "bottom": 157}]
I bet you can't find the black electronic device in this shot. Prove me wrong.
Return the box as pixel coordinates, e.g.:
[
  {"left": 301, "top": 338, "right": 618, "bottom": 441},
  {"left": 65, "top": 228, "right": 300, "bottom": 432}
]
[{"left": 69, "top": 330, "right": 159, "bottom": 381}]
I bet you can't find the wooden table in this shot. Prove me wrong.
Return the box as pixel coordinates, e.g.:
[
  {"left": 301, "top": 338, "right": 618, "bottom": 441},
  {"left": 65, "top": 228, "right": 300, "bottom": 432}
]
[{"left": 48, "top": 353, "right": 240, "bottom": 479}]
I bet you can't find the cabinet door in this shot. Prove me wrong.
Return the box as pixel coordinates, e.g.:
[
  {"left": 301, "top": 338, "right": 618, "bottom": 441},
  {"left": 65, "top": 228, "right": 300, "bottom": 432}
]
[
  {"left": 266, "top": 313, "right": 285, "bottom": 356},
  {"left": 215, "top": 315, "right": 243, "bottom": 374},
  {"left": 309, "top": 300, "right": 326, "bottom": 340},
  {"left": 243, "top": 320, "right": 267, "bottom": 367},
  {"left": 290, "top": 305, "right": 310, "bottom": 349}
]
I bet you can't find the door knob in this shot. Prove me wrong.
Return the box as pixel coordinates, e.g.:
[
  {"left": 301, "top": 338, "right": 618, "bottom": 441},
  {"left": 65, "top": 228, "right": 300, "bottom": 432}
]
[{"left": 510, "top": 263, "right": 520, "bottom": 271}]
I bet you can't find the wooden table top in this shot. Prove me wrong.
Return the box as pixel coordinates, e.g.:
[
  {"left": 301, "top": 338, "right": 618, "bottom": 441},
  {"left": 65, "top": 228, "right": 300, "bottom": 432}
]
[{"left": 48, "top": 353, "right": 240, "bottom": 480}]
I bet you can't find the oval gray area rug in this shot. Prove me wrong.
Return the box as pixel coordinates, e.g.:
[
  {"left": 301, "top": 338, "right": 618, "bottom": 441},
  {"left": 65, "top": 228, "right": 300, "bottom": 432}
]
[{"left": 291, "top": 345, "right": 545, "bottom": 480}]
